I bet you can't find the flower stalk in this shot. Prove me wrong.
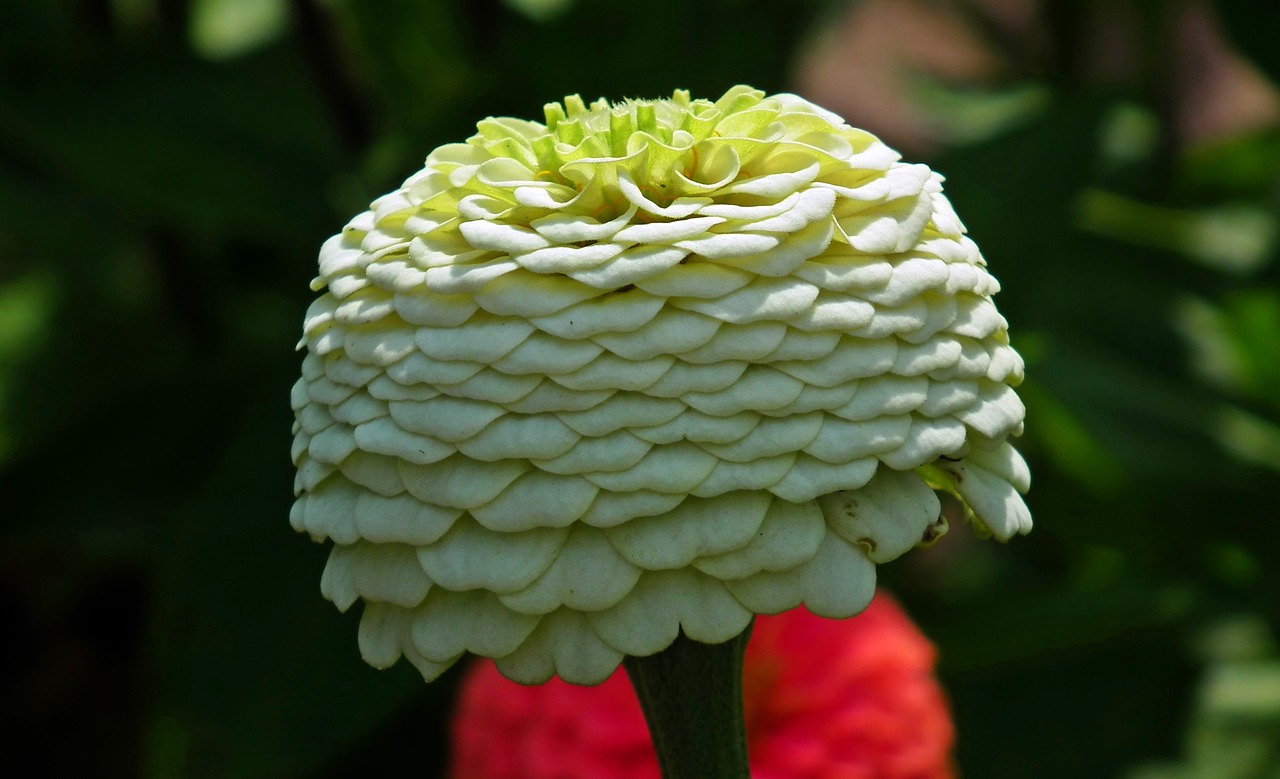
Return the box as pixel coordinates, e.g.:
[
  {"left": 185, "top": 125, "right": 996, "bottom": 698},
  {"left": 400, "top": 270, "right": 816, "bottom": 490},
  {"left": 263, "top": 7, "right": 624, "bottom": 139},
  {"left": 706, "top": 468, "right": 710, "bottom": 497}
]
[{"left": 623, "top": 621, "right": 754, "bottom": 779}]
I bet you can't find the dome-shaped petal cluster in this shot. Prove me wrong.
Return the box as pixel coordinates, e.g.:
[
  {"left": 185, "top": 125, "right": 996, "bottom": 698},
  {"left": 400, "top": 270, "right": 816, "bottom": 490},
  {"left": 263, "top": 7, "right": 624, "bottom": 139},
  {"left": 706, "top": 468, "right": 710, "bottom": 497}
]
[
  {"left": 448, "top": 595, "right": 955, "bottom": 779},
  {"left": 290, "top": 85, "right": 1031, "bottom": 685}
]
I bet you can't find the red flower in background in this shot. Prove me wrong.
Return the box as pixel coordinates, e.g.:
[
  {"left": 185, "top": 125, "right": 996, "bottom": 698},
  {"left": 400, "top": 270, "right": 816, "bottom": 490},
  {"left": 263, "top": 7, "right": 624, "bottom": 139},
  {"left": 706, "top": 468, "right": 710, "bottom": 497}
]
[{"left": 449, "top": 593, "right": 955, "bottom": 779}]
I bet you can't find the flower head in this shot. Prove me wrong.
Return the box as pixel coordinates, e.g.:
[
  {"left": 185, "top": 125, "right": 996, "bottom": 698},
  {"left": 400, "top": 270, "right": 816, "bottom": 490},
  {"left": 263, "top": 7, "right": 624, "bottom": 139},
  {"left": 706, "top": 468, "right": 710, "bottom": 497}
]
[
  {"left": 291, "top": 85, "right": 1030, "bottom": 685},
  {"left": 449, "top": 594, "right": 956, "bottom": 779}
]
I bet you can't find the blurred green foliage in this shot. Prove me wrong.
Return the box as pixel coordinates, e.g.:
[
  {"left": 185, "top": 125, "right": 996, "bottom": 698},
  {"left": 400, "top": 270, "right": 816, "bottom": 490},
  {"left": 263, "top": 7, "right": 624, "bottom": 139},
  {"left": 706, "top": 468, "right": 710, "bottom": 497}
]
[{"left": 2, "top": 1, "right": 1278, "bottom": 777}]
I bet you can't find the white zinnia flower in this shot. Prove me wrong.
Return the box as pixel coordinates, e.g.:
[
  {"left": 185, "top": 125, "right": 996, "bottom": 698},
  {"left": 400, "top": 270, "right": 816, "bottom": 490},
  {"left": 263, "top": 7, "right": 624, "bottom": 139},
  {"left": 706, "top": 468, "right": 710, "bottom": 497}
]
[{"left": 290, "top": 86, "right": 1031, "bottom": 685}]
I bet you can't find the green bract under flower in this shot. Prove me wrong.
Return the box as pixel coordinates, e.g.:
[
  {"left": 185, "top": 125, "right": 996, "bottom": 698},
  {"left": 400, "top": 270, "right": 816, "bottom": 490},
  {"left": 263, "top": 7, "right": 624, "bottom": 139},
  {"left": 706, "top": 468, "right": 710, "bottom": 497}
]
[{"left": 291, "top": 86, "right": 1031, "bottom": 685}]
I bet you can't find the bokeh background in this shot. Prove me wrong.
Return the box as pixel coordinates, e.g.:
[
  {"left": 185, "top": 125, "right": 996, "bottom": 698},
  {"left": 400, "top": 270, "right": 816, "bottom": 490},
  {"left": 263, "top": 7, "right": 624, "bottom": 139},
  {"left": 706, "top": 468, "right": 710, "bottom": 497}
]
[{"left": 4, "top": 0, "right": 1280, "bottom": 776}]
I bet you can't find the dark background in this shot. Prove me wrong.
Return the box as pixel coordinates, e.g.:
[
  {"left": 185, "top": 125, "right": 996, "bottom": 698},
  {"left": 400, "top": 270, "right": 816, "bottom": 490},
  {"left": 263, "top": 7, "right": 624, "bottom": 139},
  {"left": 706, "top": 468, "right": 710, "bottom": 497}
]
[{"left": 3, "top": 1, "right": 1279, "bottom": 776}]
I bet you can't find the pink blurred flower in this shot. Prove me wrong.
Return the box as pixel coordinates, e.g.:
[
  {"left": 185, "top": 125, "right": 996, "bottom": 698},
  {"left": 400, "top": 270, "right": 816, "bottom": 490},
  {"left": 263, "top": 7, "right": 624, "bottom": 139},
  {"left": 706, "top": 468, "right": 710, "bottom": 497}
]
[{"left": 448, "top": 593, "right": 955, "bottom": 779}]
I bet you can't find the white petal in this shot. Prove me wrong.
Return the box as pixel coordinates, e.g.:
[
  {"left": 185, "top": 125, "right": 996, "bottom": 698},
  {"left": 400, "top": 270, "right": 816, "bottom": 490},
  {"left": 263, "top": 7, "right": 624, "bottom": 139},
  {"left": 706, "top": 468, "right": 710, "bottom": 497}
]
[
  {"left": 530, "top": 203, "right": 638, "bottom": 242},
  {"left": 348, "top": 541, "right": 433, "bottom": 607},
  {"left": 393, "top": 291, "right": 478, "bottom": 327},
  {"left": 710, "top": 219, "right": 833, "bottom": 277},
  {"left": 416, "top": 519, "right": 568, "bottom": 592},
  {"left": 557, "top": 393, "right": 684, "bottom": 436},
  {"left": 762, "top": 329, "right": 841, "bottom": 361},
  {"left": 643, "top": 361, "right": 747, "bottom": 396},
  {"left": 399, "top": 455, "right": 529, "bottom": 509},
  {"left": 793, "top": 252, "right": 893, "bottom": 292},
  {"left": 308, "top": 425, "right": 357, "bottom": 465},
  {"left": 414, "top": 316, "right": 533, "bottom": 361},
  {"left": 385, "top": 353, "right": 483, "bottom": 385},
  {"left": 358, "top": 602, "right": 410, "bottom": 668},
  {"left": 410, "top": 588, "right": 539, "bottom": 662},
  {"left": 339, "top": 451, "right": 407, "bottom": 497},
  {"left": 320, "top": 544, "right": 358, "bottom": 610},
  {"left": 496, "top": 609, "right": 624, "bottom": 685},
  {"left": 613, "top": 216, "right": 725, "bottom": 244},
  {"left": 354, "top": 417, "right": 453, "bottom": 465},
  {"left": 770, "top": 455, "right": 877, "bottom": 503},
  {"left": 691, "top": 453, "right": 796, "bottom": 496},
  {"left": 354, "top": 491, "right": 460, "bottom": 545},
  {"left": 389, "top": 397, "right": 505, "bottom": 442},
  {"left": 500, "top": 525, "right": 642, "bottom": 613},
  {"left": 918, "top": 380, "right": 981, "bottom": 417},
  {"left": 968, "top": 440, "right": 1031, "bottom": 492},
  {"left": 818, "top": 467, "right": 940, "bottom": 563},
  {"left": 788, "top": 293, "right": 876, "bottom": 331},
  {"left": 593, "top": 309, "right": 721, "bottom": 360},
  {"left": 607, "top": 491, "right": 772, "bottom": 570},
  {"left": 694, "top": 498, "right": 826, "bottom": 579},
  {"left": 455, "top": 413, "right": 581, "bottom": 461},
  {"left": 567, "top": 245, "right": 690, "bottom": 288},
  {"left": 949, "top": 295, "right": 1008, "bottom": 338},
  {"left": 633, "top": 410, "right": 760, "bottom": 446},
  {"left": 470, "top": 470, "right": 598, "bottom": 531},
  {"left": 513, "top": 242, "right": 626, "bottom": 273},
  {"left": 806, "top": 415, "right": 911, "bottom": 463},
  {"left": 617, "top": 168, "right": 712, "bottom": 218},
  {"left": 458, "top": 218, "right": 547, "bottom": 251},
  {"left": 344, "top": 326, "right": 417, "bottom": 366},
  {"left": 683, "top": 366, "right": 805, "bottom": 415},
  {"left": 893, "top": 339, "right": 964, "bottom": 376},
  {"left": 439, "top": 369, "right": 541, "bottom": 404},
  {"left": 588, "top": 569, "right": 752, "bottom": 655},
  {"left": 530, "top": 288, "right": 665, "bottom": 339},
  {"left": 726, "top": 531, "right": 875, "bottom": 618},
  {"left": 772, "top": 338, "right": 898, "bottom": 387},
  {"left": 579, "top": 490, "right": 686, "bottom": 528},
  {"left": 584, "top": 441, "right": 719, "bottom": 493},
  {"left": 551, "top": 351, "right": 674, "bottom": 391},
  {"left": 674, "top": 277, "right": 819, "bottom": 324},
  {"left": 633, "top": 261, "right": 754, "bottom": 299},
  {"left": 503, "top": 381, "right": 613, "bottom": 413},
  {"left": 675, "top": 231, "right": 780, "bottom": 260},
  {"left": 678, "top": 321, "right": 787, "bottom": 363},
  {"left": 831, "top": 375, "right": 928, "bottom": 420},
  {"left": 318, "top": 233, "right": 364, "bottom": 278},
  {"left": 720, "top": 160, "right": 820, "bottom": 198},
  {"left": 473, "top": 272, "right": 602, "bottom": 317},
  {"left": 700, "top": 413, "right": 824, "bottom": 462},
  {"left": 425, "top": 257, "right": 520, "bottom": 294},
  {"left": 954, "top": 382, "right": 1026, "bottom": 440},
  {"left": 938, "top": 449, "right": 1033, "bottom": 541},
  {"left": 734, "top": 187, "right": 835, "bottom": 234}
]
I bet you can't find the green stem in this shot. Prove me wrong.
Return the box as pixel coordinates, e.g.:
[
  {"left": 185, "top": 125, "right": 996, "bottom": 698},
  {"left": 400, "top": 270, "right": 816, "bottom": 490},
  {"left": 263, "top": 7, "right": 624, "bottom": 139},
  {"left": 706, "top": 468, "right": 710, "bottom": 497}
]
[{"left": 623, "top": 621, "right": 754, "bottom": 779}]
